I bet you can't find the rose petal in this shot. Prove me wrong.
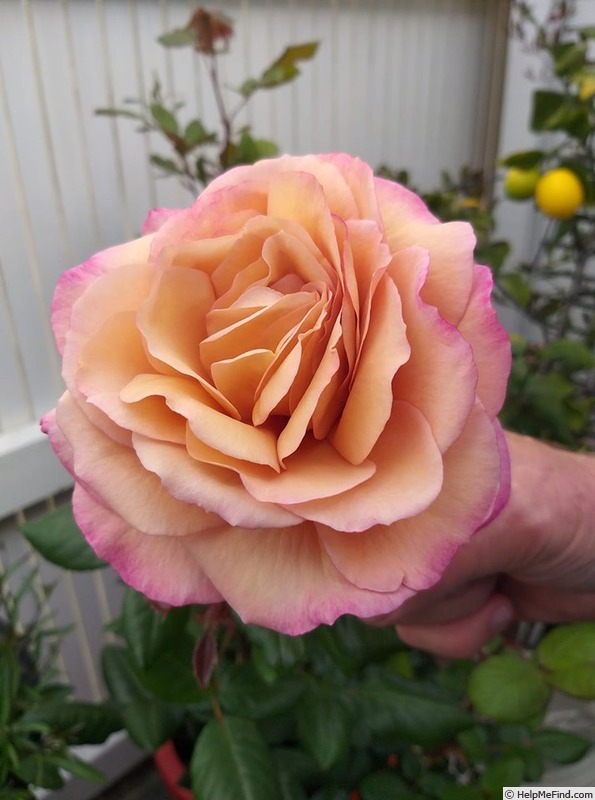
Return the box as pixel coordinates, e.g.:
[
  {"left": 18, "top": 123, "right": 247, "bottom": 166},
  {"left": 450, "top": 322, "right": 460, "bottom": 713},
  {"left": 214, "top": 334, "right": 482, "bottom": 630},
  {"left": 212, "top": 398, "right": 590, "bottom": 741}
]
[
  {"left": 205, "top": 155, "right": 361, "bottom": 221},
  {"left": 73, "top": 486, "right": 224, "bottom": 605},
  {"left": 266, "top": 170, "right": 340, "bottom": 267},
  {"left": 376, "top": 177, "right": 476, "bottom": 324},
  {"left": 137, "top": 266, "right": 215, "bottom": 379},
  {"left": 389, "top": 247, "right": 478, "bottom": 452},
  {"left": 240, "top": 434, "right": 376, "bottom": 505},
  {"left": 76, "top": 312, "right": 185, "bottom": 443},
  {"left": 189, "top": 521, "right": 417, "bottom": 634},
  {"left": 133, "top": 433, "right": 301, "bottom": 529},
  {"left": 319, "top": 402, "right": 505, "bottom": 592},
  {"left": 141, "top": 207, "right": 181, "bottom": 235},
  {"left": 56, "top": 393, "right": 219, "bottom": 536},
  {"left": 288, "top": 401, "right": 443, "bottom": 531},
  {"left": 52, "top": 237, "right": 154, "bottom": 354},
  {"left": 458, "top": 265, "right": 511, "bottom": 419},
  {"left": 332, "top": 273, "right": 410, "bottom": 464},
  {"left": 122, "top": 374, "right": 280, "bottom": 470}
]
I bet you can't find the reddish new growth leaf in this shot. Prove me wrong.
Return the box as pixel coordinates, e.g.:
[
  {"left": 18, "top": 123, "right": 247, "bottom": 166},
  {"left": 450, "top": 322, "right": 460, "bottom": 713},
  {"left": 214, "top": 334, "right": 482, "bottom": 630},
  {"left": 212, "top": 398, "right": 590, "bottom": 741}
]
[
  {"left": 193, "top": 628, "right": 219, "bottom": 689},
  {"left": 188, "top": 8, "right": 234, "bottom": 54}
]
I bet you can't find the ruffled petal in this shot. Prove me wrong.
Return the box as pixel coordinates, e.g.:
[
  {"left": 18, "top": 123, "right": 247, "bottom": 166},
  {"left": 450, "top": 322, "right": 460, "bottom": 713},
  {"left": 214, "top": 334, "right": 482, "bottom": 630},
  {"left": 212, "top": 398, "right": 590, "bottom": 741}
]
[
  {"left": 190, "top": 521, "right": 417, "bottom": 634},
  {"left": 73, "top": 486, "right": 224, "bottom": 605},
  {"left": 55, "top": 394, "right": 219, "bottom": 536},
  {"left": 376, "top": 177, "right": 476, "bottom": 324},
  {"left": 389, "top": 247, "right": 478, "bottom": 452},
  {"left": 133, "top": 433, "right": 301, "bottom": 529},
  {"left": 287, "top": 402, "right": 443, "bottom": 531},
  {"left": 52, "top": 237, "right": 154, "bottom": 354},
  {"left": 319, "top": 402, "right": 506, "bottom": 593},
  {"left": 458, "top": 265, "right": 511, "bottom": 419}
]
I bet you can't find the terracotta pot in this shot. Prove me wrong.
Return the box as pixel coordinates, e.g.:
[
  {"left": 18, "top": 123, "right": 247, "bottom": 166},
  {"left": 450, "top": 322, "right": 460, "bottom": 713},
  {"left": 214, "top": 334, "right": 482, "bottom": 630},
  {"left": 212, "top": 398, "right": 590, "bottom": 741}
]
[{"left": 154, "top": 740, "right": 194, "bottom": 800}]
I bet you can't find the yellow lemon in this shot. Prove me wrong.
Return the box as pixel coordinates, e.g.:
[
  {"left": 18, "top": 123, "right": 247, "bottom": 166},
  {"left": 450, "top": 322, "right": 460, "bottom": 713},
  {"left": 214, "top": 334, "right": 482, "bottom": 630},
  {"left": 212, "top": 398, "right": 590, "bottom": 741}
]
[
  {"left": 579, "top": 75, "right": 595, "bottom": 101},
  {"left": 504, "top": 167, "right": 540, "bottom": 201},
  {"left": 535, "top": 168, "right": 585, "bottom": 219}
]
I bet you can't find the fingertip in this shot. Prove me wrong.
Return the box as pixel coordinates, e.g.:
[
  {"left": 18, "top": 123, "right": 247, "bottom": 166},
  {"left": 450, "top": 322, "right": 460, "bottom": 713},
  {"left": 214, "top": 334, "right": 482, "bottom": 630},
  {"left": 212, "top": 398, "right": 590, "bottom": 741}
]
[{"left": 396, "top": 594, "right": 515, "bottom": 659}]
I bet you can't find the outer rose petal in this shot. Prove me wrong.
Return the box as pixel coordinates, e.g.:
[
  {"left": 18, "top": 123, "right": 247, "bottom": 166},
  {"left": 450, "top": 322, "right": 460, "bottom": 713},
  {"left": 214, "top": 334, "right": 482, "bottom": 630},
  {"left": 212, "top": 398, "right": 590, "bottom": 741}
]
[
  {"left": 73, "top": 486, "right": 224, "bottom": 606},
  {"left": 186, "top": 521, "right": 418, "bottom": 634},
  {"left": 318, "top": 402, "right": 508, "bottom": 594},
  {"left": 141, "top": 207, "right": 182, "bottom": 234},
  {"left": 388, "top": 247, "right": 478, "bottom": 452},
  {"left": 55, "top": 393, "right": 220, "bottom": 536},
  {"left": 458, "top": 265, "right": 512, "bottom": 419},
  {"left": 376, "top": 176, "right": 476, "bottom": 324},
  {"left": 51, "top": 236, "right": 154, "bottom": 354}
]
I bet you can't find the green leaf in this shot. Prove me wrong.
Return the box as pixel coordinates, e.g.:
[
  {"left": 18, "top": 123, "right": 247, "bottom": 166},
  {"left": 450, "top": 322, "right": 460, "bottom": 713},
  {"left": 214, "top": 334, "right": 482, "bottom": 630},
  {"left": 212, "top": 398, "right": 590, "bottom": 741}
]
[
  {"left": 357, "top": 686, "right": 472, "bottom": 748},
  {"left": 500, "top": 149, "right": 545, "bottom": 170},
  {"left": 150, "top": 154, "right": 181, "bottom": 175},
  {"left": 419, "top": 771, "right": 454, "bottom": 797},
  {"left": 45, "top": 752, "right": 104, "bottom": 783},
  {"left": 122, "top": 698, "right": 182, "bottom": 751},
  {"left": 121, "top": 589, "right": 163, "bottom": 669},
  {"left": 139, "top": 647, "right": 203, "bottom": 704},
  {"left": 220, "top": 663, "right": 306, "bottom": 720},
  {"left": 551, "top": 42, "right": 587, "bottom": 77},
  {"left": 540, "top": 339, "right": 595, "bottom": 372},
  {"left": 242, "top": 42, "right": 319, "bottom": 95},
  {"left": 277, "top": 769, "right": 308, "bottom": 800},
  {"left": 542, "top": 664, "right": 595, "bottom": 698},
  {"left": 479, "top": 756, "right": 524, "bottom": 793},
  {"left": 533, "top": 728, "right": 592, "bottom": 764},
  {"left": 468, "top": 653, "right": 550, "bottom": 722},
  {"left": 245, "top": 626, "right": 306, "bottom": 673},
  {"left": 360, "top": 770, "right": 409, "bottom": 800},
  {"left": 184, "top": 119, "right": 215, "bottom": 148},
  {"left": 274, "top": 747, "right": 322, "bottom": 785},
  {"left": 0, "top": 649, "right": 20, "bottom": 725},
  {"left": 21, "top": 701, "right": 121, "bottom": 745},
  {"left": 121, "top": 590, "right": 192, "bottom": 671},
  {"left": 297, "top": 687, "right": 351, "bottom": 770},
  {"left": 537, "top": 624, "right": 595, "bottom": 698},
  {"left": 531, "top": 90, "right": 590, "bottom": 139},
  {"left": 101, "top": 644, "right": 149, "bottom": 705},
  {"left": 95, "top": 107, "right": 145, "bottom": 121},
  {"left": 21, "top": 504, "right": 106, "bottom": 571},
  {"left": 14, "top": 756, "right": 65, "bottom": 790},
  {"left": 441, "top": 787, "right": 483, "bottom": 800},
  {"left": 150, "top": 103, "right": 179, "bottom": 136},
  {"left": 158, "top": 27, "right": 196, "bottom": 48},
  {"left": 475, "top": 240, "right": 510, "bottom": 273},
  {"left": 499, "top": 272, "right": 532, "bottom": 307},
  {"left": 190, "top": 717, "right": 281, "bottom": 800},
  {"left": 457, "top": 726, "right": 488, "bottom": 763},
  {"left": 332, "top": 615, "right": 404, "bottom": 668}
]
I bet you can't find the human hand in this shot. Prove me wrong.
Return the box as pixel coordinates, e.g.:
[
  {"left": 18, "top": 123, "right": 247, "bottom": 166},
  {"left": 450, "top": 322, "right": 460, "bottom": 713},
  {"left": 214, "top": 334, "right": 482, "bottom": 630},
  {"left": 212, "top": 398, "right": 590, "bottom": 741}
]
[{"left": 372, "top": 431, "right": 595, "bottom": 658}]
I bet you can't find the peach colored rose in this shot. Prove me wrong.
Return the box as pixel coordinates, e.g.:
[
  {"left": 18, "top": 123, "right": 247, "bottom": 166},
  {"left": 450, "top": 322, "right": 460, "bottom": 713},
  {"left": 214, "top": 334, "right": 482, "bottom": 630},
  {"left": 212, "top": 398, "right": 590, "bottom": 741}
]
[{"left": 42, "top": 153, "right": 510, "bottom": 635}]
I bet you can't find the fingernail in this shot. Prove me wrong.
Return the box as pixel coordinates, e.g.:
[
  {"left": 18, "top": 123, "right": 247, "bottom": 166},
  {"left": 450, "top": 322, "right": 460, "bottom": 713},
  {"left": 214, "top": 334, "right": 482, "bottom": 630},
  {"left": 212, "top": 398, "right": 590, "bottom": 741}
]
[{"left": 490, "top": 602, "right": 514, "bottom": 635}]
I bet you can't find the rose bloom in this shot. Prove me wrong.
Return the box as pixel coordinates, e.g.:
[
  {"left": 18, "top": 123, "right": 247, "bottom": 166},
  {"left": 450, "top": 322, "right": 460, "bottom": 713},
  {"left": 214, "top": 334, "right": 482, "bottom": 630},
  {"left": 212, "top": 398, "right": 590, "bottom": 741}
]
[{"left": 43, "top": 153, "right": 510, "bottom": 635}]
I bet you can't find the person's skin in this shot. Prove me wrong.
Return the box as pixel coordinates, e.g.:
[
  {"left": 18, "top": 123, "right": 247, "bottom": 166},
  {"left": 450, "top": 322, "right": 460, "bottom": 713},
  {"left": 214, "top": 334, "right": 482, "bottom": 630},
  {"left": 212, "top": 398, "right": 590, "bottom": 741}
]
[{"left": 374, "top": 431, "right": 595, "bottom": 659}]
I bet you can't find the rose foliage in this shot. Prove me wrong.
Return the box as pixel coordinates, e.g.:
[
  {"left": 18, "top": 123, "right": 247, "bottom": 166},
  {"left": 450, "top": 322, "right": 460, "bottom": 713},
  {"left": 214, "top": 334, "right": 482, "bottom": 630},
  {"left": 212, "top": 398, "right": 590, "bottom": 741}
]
[{"left": 43, "top": 154, "right": 510, "bottom": 634}]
